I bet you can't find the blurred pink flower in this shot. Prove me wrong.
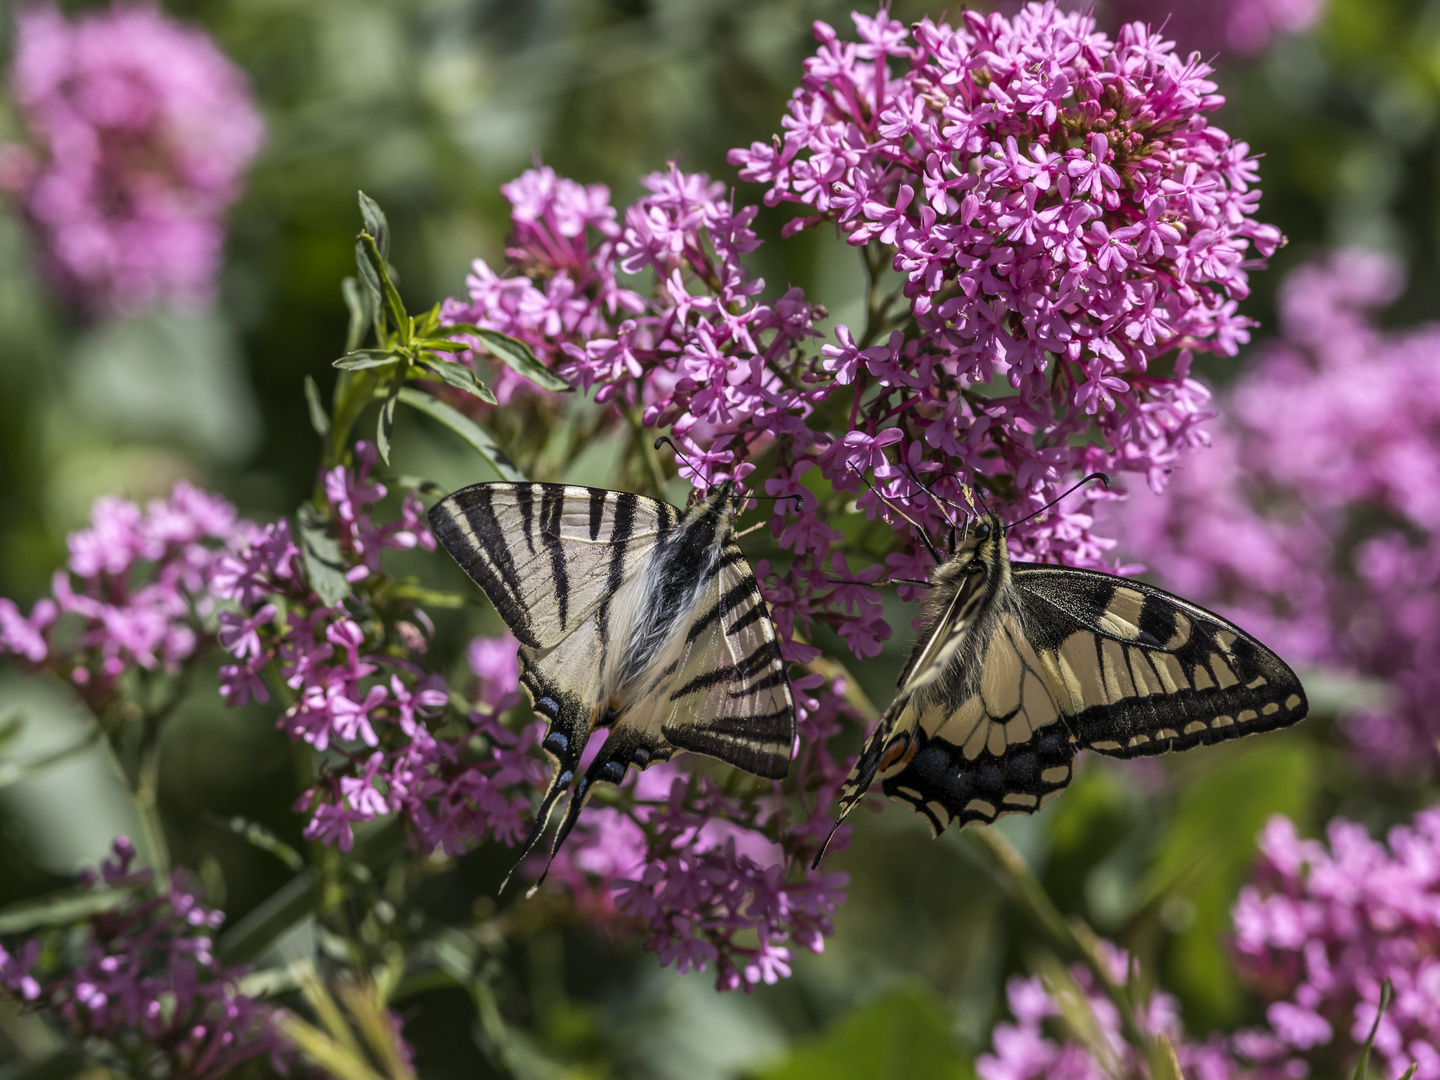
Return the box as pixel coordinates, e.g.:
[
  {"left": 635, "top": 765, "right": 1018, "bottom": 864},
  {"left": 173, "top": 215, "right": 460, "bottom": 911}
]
[
  {"left": 3, "top": 2, "right": 264, "bottom": 312},
  {"left": 1108, "top": 248, "right": 1440, "bottom": 775},
  {"left": 1232, "top": 811, "right": 1440, "bottom": 1079},
  {"left": 1104, "top": 0, "right": 1326, "bottom": 58}
]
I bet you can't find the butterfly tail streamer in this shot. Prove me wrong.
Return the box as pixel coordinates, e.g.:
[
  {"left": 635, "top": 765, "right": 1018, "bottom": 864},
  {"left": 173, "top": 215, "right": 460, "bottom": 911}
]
[
  {"left": 524, "top": 774, "right": 597, "bottom": 898},
  {"left": 499, "top": 767, "right": 574, "bottom": 895},
  {"left": 812, "top": 701, "right": 911, "bottom": 869}
]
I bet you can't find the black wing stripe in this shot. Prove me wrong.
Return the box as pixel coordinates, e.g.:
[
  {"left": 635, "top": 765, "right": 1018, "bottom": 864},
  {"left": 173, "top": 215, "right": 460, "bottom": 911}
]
[{"left": 539, "top": 487, "right": 570, "bottom": 631}]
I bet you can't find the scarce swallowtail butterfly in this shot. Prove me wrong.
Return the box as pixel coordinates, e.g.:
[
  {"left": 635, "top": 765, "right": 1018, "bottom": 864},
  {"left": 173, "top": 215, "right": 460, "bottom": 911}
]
[
  {"left": 428, "top": 479, "right": 795, "bottom": 888},
  {"left": 817, "top": 481, "right": 1308, "bottom": 864}
]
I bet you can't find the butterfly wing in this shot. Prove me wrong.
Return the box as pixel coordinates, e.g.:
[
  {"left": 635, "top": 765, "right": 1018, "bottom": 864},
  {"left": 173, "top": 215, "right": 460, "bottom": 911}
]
[
  {"left": 539, "top": 535, "right": 797, "bottom": 877},
  {"left": 427, "top": 483, "right": 678, "bottom": 650},
  {"left": 875, "top": 599, "right": 1078, "bottom": 836},
  {"left": 428, "top": 482, "right": 678, "bottom": 879},
  {"left": 1010, "top": 566, "right": 1308, "bottom": 756},
  {"left": 657, "top": 540, "right": 795, "bottom": 779}
]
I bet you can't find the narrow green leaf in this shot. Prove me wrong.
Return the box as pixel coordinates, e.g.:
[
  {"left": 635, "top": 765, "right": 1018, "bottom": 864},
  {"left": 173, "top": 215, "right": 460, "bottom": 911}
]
[
  {"left": 358, "top": 233, "right": 408, "bottom": 344},
  {"left": 0, "top": 710, "right": 23, "bottom": 751},
  {"left": 416, "top": 302, "right": 442, "bottom": 338},
  {"left": 0, "top": 729, "right": 102, "bottom": 790},
  {"left": 207, "top": 813, "right": 305, "bottom": 872},
  {"left": 1399, "top": 1068, "right": 1419, "bottom": 1080},
  {"left": 471, "top": 328, "right": 571, "bottom": 392},
  {"left": 1353, "top": 979, "right": 1393, "bottom": 1080},
  {"left": 0, "top": 884, "right": 134, "bottom": 934},
  {"left": 381, "top": 583, "right": 478, "bottom": 609},
  {"left": 376, "top": 375, "right": 403, "bottom": 465},
  {"left": 416, "top": 339, "right": 469, "bottom": 354},
  {"left": 356, "top": 191, "right": 389, "bottom": 260},
  {"left": 381, "top": 474, "right": 447, "bottom": 498},
  {"left": 296, "top": 503, "right": 352, "bottom": 607},
  {"left": 341, "top": 276, "right": 371, "bottom": 354},
  {"left": 395, "top": 388, "right": 525, "bottom": 481},
  {"left": 334, "top": 350, "right": 399, "bottom": 371},
  {"left": 303, "top": 375, "right": 331, "bottom": 437},
  {"left": 417, "top": 357, "right": 498, "bottom": 405}
]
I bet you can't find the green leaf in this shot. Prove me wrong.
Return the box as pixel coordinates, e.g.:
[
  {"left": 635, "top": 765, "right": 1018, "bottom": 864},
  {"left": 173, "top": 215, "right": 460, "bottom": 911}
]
[
  {"left": 357, "top": 233, "right": 408, "bottom": 344},
  {"left": 380, "top": 582, "right": 477, "bottom": 609},
  {"left": 381, "top": 474, "right": 447, "bottom": 498},
  {"left": 356, "top": 191, "right": 389, "bottom": 260},
  {"left": 1353, "top": 979, "right": 1393, "bottom": 1080},
  {"left": 376, "top": 375, "right": 403, "bottom": 465},
  {"left": 341, "top": 276, "right": 371, "bottom": 354},
  {"left": 304, "top": 375, "right": 331, "bottom": 437},
  {"left": 1151, "top": 1034, "right": 1187, "bottom": 1080},
  {"left": 353, "top": 239, "right": 388, "bottom": 337},
  {"left": 396, "top": 388, "right": 525, "bottom": 481},
  {"left": 0, "top": 884, "right": 135, "bottom": 935},
  {"left": 334, "top": 350, "right": 399, "bottom": 371},
  {"left": 415, "top": 302, "right": 442, "bottom": 338},
  {"left": 416, "top": 339, "right": 468, "bottom": 354},
  {"left": 417, "top": 357, "right": 498, "bottom": 405},
  {"left": 296, "top": 502, "right": 352, "bottom": 607},
  {"left": 751, "top": 985, "right": 974, "bottom": 1080},
  {"left": 469, "top": 328, "right": 571, "bottom": 392}
]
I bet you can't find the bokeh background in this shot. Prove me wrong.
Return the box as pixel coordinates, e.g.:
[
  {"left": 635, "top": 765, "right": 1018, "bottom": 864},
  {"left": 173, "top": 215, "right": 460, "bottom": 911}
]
[{"left": 1, "top": 0, "right": 1438, "bottom": 1076}]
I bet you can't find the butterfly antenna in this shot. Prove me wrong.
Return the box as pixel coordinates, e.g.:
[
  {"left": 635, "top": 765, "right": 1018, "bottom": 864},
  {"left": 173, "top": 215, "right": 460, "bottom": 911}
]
[
  {"left": 1005, "top": 472, "right": 1111, "bottom": 531},
  {"left": 846, "top": 464, "right": 943, "bottom": 564},
  {"left": 900, "top": 461, "right": 976, "bottom": 528}
]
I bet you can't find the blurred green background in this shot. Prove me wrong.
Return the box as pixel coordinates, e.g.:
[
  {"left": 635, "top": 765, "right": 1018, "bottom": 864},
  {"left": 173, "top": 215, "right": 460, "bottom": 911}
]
[{"left": 1, "top": 0, "right": 1438, "bottom": 1075}]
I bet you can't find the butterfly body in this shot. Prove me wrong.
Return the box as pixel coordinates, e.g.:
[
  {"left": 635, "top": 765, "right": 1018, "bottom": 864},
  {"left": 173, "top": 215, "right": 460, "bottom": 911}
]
[
  {"left": 428, "top": 481, "right": 794, "bottom": 881},
  {"left": 826, "top": 511, "right": 1307, "bottom": 850}
]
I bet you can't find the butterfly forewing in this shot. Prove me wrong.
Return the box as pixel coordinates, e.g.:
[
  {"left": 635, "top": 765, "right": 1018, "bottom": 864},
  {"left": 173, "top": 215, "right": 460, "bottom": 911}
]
[
  {"left": 1012, "top": 568, "right": 1308, "bottom": 757},
  {"left": 428, "top": 483, "right": 675, "bottom": 650}
]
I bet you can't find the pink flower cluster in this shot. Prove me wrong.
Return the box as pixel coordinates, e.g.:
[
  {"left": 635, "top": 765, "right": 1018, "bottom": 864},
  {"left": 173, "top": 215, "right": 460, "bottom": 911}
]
[
  {"left": 1105, "top": 0, "right": 1327, "bottom": 59},
  {"left": 212, "top": 442, "right": 855, "bottom": 989},
  {"left": 1, "top": 3, "right": 264, "bottom": 313},
  {"left": 730, "top": 3, "right": 1275, "bottom": 557},
  {"left": 214, "top": 443, "right": 557, "bottom": 854},
  {"left": 0, "top": 481, "right": 247, "bottom": 712},
  {"left": 0, "top": 838, "right": 289, "bottom": 1079},
  {"left": 544, "top": 676, "right": 853, "bottom": 992},
  {"left": 1231, "top": 811, "right": 1440, "bottom": 1080},
  {"left": 1109, "top": 249, "right": 1440, "bottom": 774},
  {"left": 977, "top": 942, "right": 1240, "bottom": 1080}
]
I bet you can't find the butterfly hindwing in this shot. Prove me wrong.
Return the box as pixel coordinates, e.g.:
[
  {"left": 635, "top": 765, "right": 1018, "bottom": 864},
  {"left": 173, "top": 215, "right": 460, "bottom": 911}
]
[
  {"left": 1011, "top": 567, "right": 1308, "bottom": 757},
  {"left": 878, "top": 607, "right": 1077, "bottom": 834},
  {"left": 658, "top": 537, "right": 794, "bottom": 779}
]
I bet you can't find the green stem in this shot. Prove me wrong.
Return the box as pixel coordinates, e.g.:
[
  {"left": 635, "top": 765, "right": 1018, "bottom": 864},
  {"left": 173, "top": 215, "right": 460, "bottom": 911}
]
[
  {"left": 326, "top": 369, "right": 381, "bottom": 472},
  {"left": 965, "top": 827, "right": 1155, "bottom": 1060}
]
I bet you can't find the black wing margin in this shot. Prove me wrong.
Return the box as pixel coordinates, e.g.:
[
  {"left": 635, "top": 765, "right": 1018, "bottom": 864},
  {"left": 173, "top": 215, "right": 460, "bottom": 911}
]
[{"left": 1012, "top": 566, "right": 1308, "bottom": 758}]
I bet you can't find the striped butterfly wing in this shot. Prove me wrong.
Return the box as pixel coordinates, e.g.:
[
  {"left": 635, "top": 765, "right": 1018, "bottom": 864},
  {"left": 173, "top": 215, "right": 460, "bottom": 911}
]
[
  {"left": 1010, "top": 568, "right": 1308, "bottom": 757},
  {"left": 428, "top": 482, "right": 677, "bottom": 877},
  {"left": 427, "top": 482, "right": 677, "bottom": 650},
  {"left": 876, "top": 598, "right": 1079, "bottom": 836},
  {"left": 877, "top": 567, "right": 1308, "bottom": 836},
  {"left": 542, "top": 530, "right": 798, "bottom": 865},
  {"left": 656, "top": 542, "right": 794, "bottom": 779}
]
